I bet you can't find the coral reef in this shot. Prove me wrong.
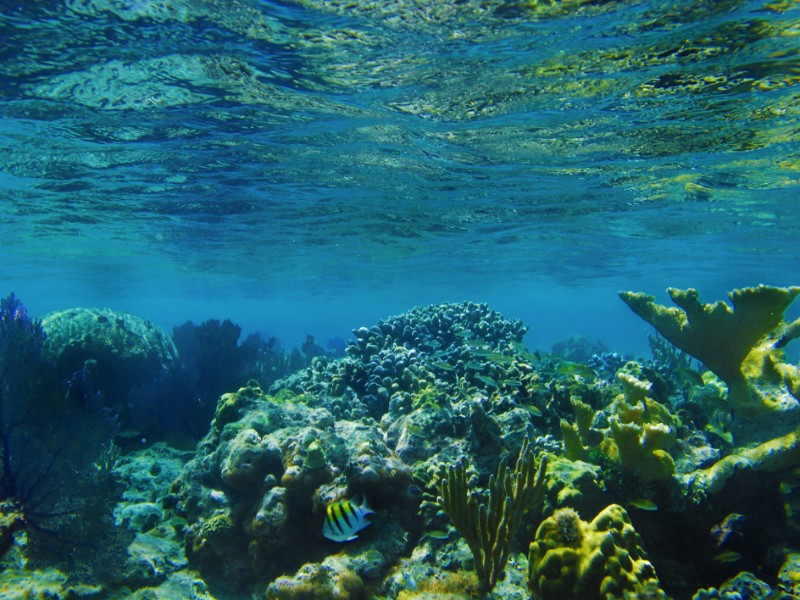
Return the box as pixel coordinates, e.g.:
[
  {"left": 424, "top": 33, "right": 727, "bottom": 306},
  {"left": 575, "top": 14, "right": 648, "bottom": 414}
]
[
  {"left": 6, "top": 296, "right": 800, "bottom": 600},
  {"left": 689, "top": 430, "right": 800, "bottom": 494},
  {"left": 172, "top": 319, "right": 307, "bottom": 430},
  {"left": 265, "top": 559, "right": 364, "bottom": 600},
  {"left": 601, "top": 372, "right": 678, "bottom": 481},
  {"left": 41, "top": 306, "right": 193, "bottom": 436},
  {"left": 561, "top": 369, "right": 677, "bottom": 481},
  {"left": 42, "top": 306, "right": 179, "bottom": 392},
  {"left": 174, "top": 381, "right": 416, "bottom": 592},
  {"left": 528, "top": 504, "right": 667, "bottom": 599},
  {"left": 278, "top": 301, "right": 530, "bottom": 420},
  {"left": 0, "top": 294, "right": 122, "bottom": 574}
]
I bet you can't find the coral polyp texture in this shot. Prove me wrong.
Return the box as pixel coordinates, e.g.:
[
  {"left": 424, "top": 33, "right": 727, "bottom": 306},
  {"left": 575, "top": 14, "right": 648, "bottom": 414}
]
[
  {"left": 561, "top": 368, "right": 677, "bottom": 481},
  {"left": 619, "top": 286, "right": 800, "bottom": 420}
]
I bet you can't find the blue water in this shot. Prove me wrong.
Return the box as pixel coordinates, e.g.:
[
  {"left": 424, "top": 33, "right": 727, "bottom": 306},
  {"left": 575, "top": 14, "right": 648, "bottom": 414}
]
[{"left": 1, "top": 0, "right": 799, "bottom": 354}]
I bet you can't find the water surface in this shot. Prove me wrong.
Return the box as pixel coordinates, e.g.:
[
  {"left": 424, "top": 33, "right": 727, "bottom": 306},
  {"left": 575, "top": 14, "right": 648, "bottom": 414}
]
[{"left": 1, "top": 0, "right": 798, "bottom": 350}]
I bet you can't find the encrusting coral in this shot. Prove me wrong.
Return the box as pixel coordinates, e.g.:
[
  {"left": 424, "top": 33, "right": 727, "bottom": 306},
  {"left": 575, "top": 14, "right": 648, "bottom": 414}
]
[
  {"left": 265, "top": 561, "right": 364, "bottom": 600},
  {"left": 528, "top": 504, "right": 667, "bottom": 600},
  {"left": 619, "top": 285, "right": 800, "bottom": 418},
  {"left": 689, "top": 429, "right": 800, "bottom": 494},
  {"left": 429, "top": 437, "right": 548, "bottom": 594}
]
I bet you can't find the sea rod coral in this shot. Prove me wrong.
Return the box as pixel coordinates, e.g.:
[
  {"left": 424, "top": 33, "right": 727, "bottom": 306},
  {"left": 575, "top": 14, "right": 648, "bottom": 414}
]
[{"left": 428, "top": 436, "right": 547, "bottom": 593}]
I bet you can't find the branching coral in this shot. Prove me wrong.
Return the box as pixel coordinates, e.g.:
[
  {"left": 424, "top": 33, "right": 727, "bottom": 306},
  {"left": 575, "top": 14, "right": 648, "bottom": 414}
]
[
  {"left": 561, "top": 372, "right": 677, "bottom": 481},
  {"left": 619, "top": 285, "right": 800, "bottom": 417},
  {"left": 690, "top": 429, "right": 800, "bottom": 494},
  {"left": 600, "top": 372, "right": 678, "bottom": 481},
  {"left": 430, "top": 437, "right": 547, "bottom": 593}
]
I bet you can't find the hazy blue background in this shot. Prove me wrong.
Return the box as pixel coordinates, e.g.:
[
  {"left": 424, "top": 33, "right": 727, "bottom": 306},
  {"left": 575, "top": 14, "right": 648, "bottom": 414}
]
[{"left": 2, "top": 0, "right": 798, "bottom": 356}]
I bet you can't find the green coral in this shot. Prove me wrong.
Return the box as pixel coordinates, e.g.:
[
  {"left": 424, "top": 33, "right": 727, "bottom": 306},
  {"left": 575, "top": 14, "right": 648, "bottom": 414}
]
[
  {"left": 303, "top": 439, "right": 328, "bottom": 471},
  {"left": 619, "top": 285, "right": 800, "bottom": 416},
  {"left": 430, "top": 437, "right": 548, "bottom": 593},
  {"left": 410, "top": 382, "right": 450, "bottom": 411},
  {"left": 560, "top": 396, "right": 599, "bottom": 462},
  {"left": 528, "top": 504, "right": 666, "bottom": 600},
  {"left": 600, "top": 372, "right": 678, "bottom": 481},
  {"left": 186, "top": 510, "right": 238, "bottom": 564}
]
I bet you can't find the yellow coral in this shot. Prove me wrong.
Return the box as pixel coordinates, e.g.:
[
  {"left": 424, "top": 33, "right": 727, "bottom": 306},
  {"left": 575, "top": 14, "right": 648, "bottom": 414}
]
[
  {"left": 561, "top": 397, "right": 600, "bottom": 462},
  {"left": 619, "top": 285, "right": 800, "bottom": 416},
  {"left": 617, "top": 372, "right": 651, "bottom": 407},
  {"left": 603, "top": 418, "right": 675, "bottom": 481},
  {"left": 528, "top": 504, "right": 666, "bottom": 600},
  {"left": 691, "top": 430, "right": 800, "bottom": 494},
  {"left": 560, "top": 373, "right": 676, "bottom": 480},
  {"left": 266, "top": 562, "right": 363, "bottom": 600}
]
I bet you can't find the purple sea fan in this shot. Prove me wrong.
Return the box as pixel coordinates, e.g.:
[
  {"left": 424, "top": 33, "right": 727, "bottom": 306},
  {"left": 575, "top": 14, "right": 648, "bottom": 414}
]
[{"left": 0, "top": 293, "right": 45, "bottom": 396}]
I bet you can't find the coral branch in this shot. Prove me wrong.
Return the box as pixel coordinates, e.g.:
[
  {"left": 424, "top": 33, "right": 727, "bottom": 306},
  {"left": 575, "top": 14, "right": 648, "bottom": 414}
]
[{"left": 619, "top": 285, "right": 800, "bottom": 416}]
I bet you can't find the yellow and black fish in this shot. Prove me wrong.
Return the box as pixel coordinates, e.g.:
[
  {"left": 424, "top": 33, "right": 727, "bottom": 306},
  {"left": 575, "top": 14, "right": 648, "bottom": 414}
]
[{"left": 322, "top": 496, "right": 374, "bottom": 542}]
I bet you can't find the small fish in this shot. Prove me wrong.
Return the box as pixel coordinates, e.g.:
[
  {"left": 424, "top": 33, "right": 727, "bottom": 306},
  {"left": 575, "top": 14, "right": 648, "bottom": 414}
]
[
  {"left": 432, "top": 361, "right": 455, "bottom": 372},
  {"left": 629, "top": 499, "right": 658, "bottom": 511},
  {"left": 677, "top": 367, "right": 705, "bottom": 388},
  {"left": 502, "top": 379, "right": 522, "bottom": 387},
  {"left": 556, "top": 362, "right": 597, "bottom": 380},
  {"left": 475, "top": 374, "right": 498, "bottom": 388},
  {"left": 510, "top": 341, "right": 532, "bottom": 355},
  {"left": 422, "top": 529, "right": 450, "bottom": 540},
  {"left": 470, "top": 347, "right": 496, "bottom": 357},
  {"left": 713, "top": 550, "right": 743, "bottom": 563},
  {"left": 323, "top": 496, "right": 374, "bottom": 542},
  {"left": 521, "top": 404, "right": 543, "bottom": 417},
  {"left": 487, "top": 353, "right": 515, "bottom": 366}
]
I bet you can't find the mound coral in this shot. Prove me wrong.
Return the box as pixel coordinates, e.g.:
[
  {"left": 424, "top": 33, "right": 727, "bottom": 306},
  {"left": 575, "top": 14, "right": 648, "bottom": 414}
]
[
  {"left": 528, "top": 504, "right": 666, "bottom": 600},
  {"left": 266, "top": 561, "right": 363, "bottom": 600},
  {"left": 619, "top": 285, "right": 800, "bottom": 418},
  {"left": 176, "top": 382, "right": 415, "bottom": 589}
]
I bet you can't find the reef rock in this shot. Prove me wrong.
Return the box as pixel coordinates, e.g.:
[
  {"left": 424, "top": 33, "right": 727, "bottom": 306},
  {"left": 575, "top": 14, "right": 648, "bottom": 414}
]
[{"left": 41, "top": 307, "right": 187, "bottom": 435}]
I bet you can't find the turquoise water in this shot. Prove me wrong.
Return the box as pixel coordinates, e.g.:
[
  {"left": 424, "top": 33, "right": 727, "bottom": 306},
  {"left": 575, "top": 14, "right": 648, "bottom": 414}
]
[
  {"left": 3, "top": 3, "right": 800, "bottom": 598},
  {"left": 1, "top": 0, "right": 799, "bottom": 350}
]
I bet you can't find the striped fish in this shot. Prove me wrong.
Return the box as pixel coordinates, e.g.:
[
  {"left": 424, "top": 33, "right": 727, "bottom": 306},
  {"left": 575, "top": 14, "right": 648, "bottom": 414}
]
[{"left": 322, "top": 496, "right": 374, "bottom": 542}]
